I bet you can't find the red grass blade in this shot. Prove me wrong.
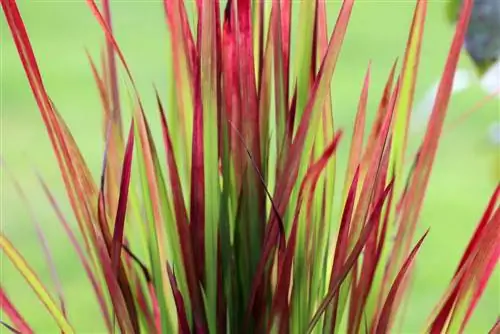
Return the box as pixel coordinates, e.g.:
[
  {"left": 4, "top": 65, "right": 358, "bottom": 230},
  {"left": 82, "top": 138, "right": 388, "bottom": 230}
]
[
  {"left": 167, "top": 266, "right": 191, "bottom": 334},
  {"left": 96, "top": 236, "right": 137, "bottom": 333},
  {"left": 86, "top": 51, "right": 111, "bottom": 121},
  {"left": 270, "top": 1, "right": 289, "bottom": 163},
  {"left": 222, "top": 3, "right": 243, "bottom": 182},
  {"left": 456, "top": 186, "right": 499, "bottom": 273},
  {"left": 164, "top": 0, "right": 196, "bottom": 172},
  {"left": 2, "top": 22, "right": 120, "bottom": 334},
  {"left": 308, "top": 180, "right": 394, "bottom": 333},
  {"left": 97, "top": 155, "right": 113, "bottom": 254},
  {"left": 457, "top": 207, "right": 500, "bottom": 332},
  {"left": 38, "top": 178, "right": 113, "bottom": 332},
  {"left": 324, "top": 168, "right": 361, "bottom": 332},
  {"left": 489, "top": 319, "right": 500, "bottom": 334},
  {"left": 0, "top": 236, "right": 73, "bottom": 333},
  {"left": 102, "top": 0, "right": 122, "bottom": 134},
  {"left": 428, "top": 185, "right": 499, "bottom": 333},
  {"left": 0, "top": 288, "right": 33, "bottom": 334},
  {"left": 0, "top": 160, "right": 68, "bottom": 319},
  {"left": 2, "top": 0, "right": 101, "bottom": 252},
  {"left": 280, "top": 0, "right": 292, "bottom": 101},
  {"left": 111, "top": 122, "right": 135, "bottom": 273},
  {"left": 235, "top": 0, "right": 261, "bottom": 171},
  {"left": 361, "top": 59, "right": 397, "bottom": 166},
  {"left": 97, "top": 129, "right": 140, "bottom": 333},
  {"left": 346, "top": 64, "right": 370, "bottom": 186},
  {"left": 248, "top": 1, "right": 355, "bottom": 315},
  {"left": 373, "top": 230, "right": 429, "bottom": 333},
  {"left": 222, "top": 0, "right": 262, "bottom": 197},
  {"left": 122, "top": 246, "right": 157, "bottom": 333},
  {"left": 348, "top": 79, "right": 397, "bottom": 247},
  {"left": 0, "top": 321, "right": 22, "bottom": 334},
  {"left": 86, "top": 0, "right": 138, "bottom": 95},
  {"left": 270, "top": 131, "right": 342, "bottom": 326},
  {"left": 274, "top": 0, "right": 354, "bottom": 213},
  {"left": 134, "top": 278, "right": 156, "bottom": 333},
  {"left": 134, "top": 108, "right": 176, "bottom": 333},
  {"left": 347, "top": 183, "right": 394, "bottom": 334},
  {"left": 198, "top": 2, "right": 221, "bottom": 331},
  {"left": 164, "top": 0, "right": 196, "bottom": 75},
  {"left": 157, "top": 93, "right": 206, "bottom": 325},
  {"left": 390, "top": 0, "right": 474, "bottom": 290},
  {"left": 190, "top": 66, "right": 206, "bottom": 285}
]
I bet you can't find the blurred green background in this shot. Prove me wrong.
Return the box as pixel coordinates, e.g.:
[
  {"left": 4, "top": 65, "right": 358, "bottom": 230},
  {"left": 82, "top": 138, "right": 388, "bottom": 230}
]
[{"left": 1, "top": 1, "right": 498, "bottom": 333}]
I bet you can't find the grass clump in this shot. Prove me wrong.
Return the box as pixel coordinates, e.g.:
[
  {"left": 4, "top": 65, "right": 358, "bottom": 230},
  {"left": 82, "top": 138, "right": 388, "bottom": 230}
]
[{"left": 1, "top": 0, "right": 498, "bottom": 333}]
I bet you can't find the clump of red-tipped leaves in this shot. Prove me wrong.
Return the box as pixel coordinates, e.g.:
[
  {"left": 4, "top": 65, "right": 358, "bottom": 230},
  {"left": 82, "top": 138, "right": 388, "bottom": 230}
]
[{"left": 1, "top": 0, "right": 499, "bottom": 333}]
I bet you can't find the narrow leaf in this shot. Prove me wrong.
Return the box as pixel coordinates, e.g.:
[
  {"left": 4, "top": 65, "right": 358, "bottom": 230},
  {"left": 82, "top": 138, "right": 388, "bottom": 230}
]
[
  {"left": 0, "top": 237, "right": 73, "bottom": 333},
  {"left": 373, "top": 230, "right": 429, "bottom": 333},
  {"left": 0, "top": 288, "right": 33, "bottom": 334},
  {"left": 111, "top": 122, "right": 135, "bottom": 273}
]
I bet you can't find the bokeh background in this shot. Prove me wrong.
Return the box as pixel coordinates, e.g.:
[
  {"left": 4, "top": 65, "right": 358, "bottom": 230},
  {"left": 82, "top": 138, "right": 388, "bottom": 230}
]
[{"left": 1, "top": 1, "right": 499, "bottom": 332}]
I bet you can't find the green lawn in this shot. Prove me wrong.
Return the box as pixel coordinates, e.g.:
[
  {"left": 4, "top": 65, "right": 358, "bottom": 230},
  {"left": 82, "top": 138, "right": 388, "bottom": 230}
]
[{"left": 1, "top": 1, "right": 498, "bottom": 333}]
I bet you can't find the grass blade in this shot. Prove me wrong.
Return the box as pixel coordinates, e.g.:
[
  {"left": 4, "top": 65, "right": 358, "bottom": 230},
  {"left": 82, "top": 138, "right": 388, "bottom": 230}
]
[
  {"left": 489, "top": 319, "right": 500, "bottom": 334},
  {"left": 134, "top": 109, "right": 175, "bottom": 333},
  {"left": 248, "top": 2, "right": 355, "bottom": 313},
  {"left": 190, "top": 62, "right": 206, "bottom": 288},
  {"left": 39, "top": 179, "right": 113, "bottom": 332},
  {"left": 308, "top": 180, "right": 394, "bottom": 333},
  {"left": 2, "top": 164, "right": 67, "bottom": 319},
  {"left": 428, "top": 186, "right": 499, "bottom": 333},
  {"left": 157, "top": 93, "right": 206, "bottom": 325},
  {"left": 199, "top": 2, "right": 221, "bottom": 332},
  {"left": 95, "top": 234, "right": 137, "bottom": 334},
  {"left": 323, "top": 168, "right": 360, "bottom": 333},
  {"left": 0, "top": 321, "right": 22, "bottom": 334},
  {"left": 164, "top": 0, "right": 196, "bottom": 199},
  {"left": 0, "top": 288, "right": 33, "bottom": 334},
  {"left": 167, "top": 266, "right": 191, "bottom": 334},
  {"left": 270, "top": 131, "right": 342, "bottom": 330},
  {"left": 344, "top": 64, "right": 371, "bottom": 196},
  {"left": 102, "top": 0, "right": 122, "bottom": 135},
  {"left": 389, "top": 0, "right": 427, "bottom": 182},
  {"left": 111, "top": 122, "right": 135, "bottom": 273},
  {"left": 0, "top": 237, "right": 73, "bottom": 333},
  {"left": 390, "top": 0, "right": 474, "bottom": 287},
  {"left": 373, "top": 230, "right": 429, "bottom": 333}
]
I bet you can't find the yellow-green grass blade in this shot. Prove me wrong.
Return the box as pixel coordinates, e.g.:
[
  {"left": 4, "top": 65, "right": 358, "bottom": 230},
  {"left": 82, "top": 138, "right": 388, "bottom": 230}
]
[
  {"left": 0, "top": 236, "right": 74, "bottom": 334},
  {"left": 389, "top": 0, "right": 427, "bottom": 191},
  {"left": 199, "top": 1, "right": 221, "bottom": 332},
  {"left": 133, "top": 110, "right": 176, "bottom": 333}
]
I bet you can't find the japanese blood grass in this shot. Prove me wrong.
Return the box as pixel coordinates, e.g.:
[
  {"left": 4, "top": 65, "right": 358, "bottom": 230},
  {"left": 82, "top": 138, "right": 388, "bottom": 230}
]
[{"left": 1, "top": 0, "right": 499, "bottom": 333}]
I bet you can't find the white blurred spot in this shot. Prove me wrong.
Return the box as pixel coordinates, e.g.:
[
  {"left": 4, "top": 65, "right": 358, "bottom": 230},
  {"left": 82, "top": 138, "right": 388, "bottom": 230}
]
[
  {"left": 488, "top": 122, "right": 500, "bottom": 145},
  {"left": 481, "top": 61, "right": 500, "bottom": 146},
  {"left": 480, "top": 60, "right": 500, "bottom": 95},
  {"left": 411, "top": 69, "right": 476, "bottom": 133}
]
